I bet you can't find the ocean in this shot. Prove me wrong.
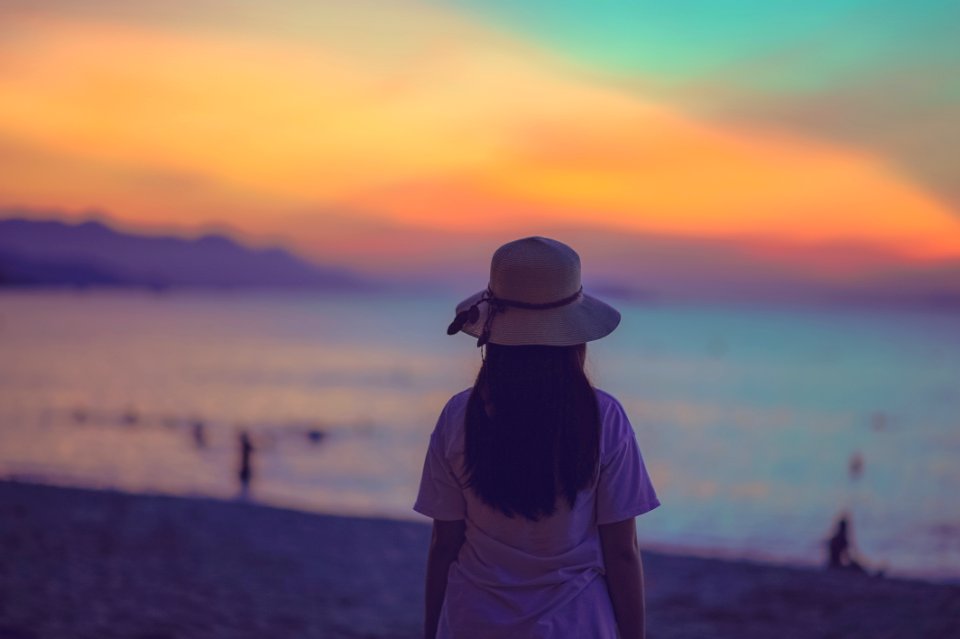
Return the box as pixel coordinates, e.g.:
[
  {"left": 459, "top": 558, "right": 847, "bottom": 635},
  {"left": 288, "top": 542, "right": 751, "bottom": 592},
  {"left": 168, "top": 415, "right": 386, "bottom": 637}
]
[{"left": 1, "top": 289, "right": 957, "bottom": 580}]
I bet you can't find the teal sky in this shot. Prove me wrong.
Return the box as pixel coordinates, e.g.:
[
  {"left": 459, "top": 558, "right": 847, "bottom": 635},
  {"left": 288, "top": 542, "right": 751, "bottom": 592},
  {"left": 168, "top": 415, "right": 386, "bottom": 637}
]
[
  {"left": 454, "top": 1, "right": 959, "bottom": 88},
  {"left": 453, "top": 0, "right": 960, "bottom": 211}
]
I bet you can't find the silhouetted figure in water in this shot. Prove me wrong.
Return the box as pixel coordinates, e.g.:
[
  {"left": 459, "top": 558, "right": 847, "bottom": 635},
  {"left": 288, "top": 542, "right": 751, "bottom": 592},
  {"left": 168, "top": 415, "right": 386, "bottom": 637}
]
[
  {"left": 192, "top": 420, "right": 207, "bottom": 448},
  {"left": 237, "top": 430, "right": 254, "bottom": 498},
  {"left": 827, "top": 517, "right": 864, "bottom": 572},
  {"left": 121, "top": 407, "right": 139, "bottom": 427},
  {"left": 848, "top": 451, "right": 864, "bottom": 481}
]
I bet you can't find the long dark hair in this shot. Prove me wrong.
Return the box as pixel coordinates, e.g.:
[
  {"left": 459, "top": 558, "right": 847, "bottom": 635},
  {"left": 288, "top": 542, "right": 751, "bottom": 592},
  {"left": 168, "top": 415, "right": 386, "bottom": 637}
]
[{"left": 464, "top": 343, "right": 600, "bottom": 520}]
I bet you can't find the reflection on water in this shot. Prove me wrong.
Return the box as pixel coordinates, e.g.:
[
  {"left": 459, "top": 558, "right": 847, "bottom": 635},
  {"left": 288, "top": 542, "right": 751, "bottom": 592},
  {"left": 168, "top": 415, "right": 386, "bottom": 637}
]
[{"left": 1, "top": 289, "right": 958, "bottom": 579}]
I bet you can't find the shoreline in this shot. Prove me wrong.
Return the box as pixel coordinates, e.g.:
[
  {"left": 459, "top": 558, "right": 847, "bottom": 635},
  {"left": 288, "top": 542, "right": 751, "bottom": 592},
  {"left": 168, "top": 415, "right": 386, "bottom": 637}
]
[
  {"left": 2, "top": 480, "right": 958, "bottom": 638},
  {"left": 4, "top": 472, "right": 955, "bottom": 586}
]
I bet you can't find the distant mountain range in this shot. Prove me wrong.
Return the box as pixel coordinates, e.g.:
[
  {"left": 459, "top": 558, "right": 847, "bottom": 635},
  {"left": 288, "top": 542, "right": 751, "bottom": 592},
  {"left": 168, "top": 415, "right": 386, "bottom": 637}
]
[
  {"left": 2, "top": 215, "right": 958, "bottom": 309},
  {"left": 0, "top": 218, "right": 368, "bottom": 290}
]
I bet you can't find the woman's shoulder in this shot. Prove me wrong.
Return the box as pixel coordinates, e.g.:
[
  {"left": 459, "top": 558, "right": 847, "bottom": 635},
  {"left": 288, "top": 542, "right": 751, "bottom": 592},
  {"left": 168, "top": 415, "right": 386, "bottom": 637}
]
[
  {"left": 431, "top": 388, "right": 473, "bottom": 447},
  {"left": 442, "top": 387, "right": 474, "bottom": 415},
  {"left": 593, "top": 387, "right": 628, "bottom": 420},
  {"left": 592, "top": 388, "right": 636, "bottom": 454}
]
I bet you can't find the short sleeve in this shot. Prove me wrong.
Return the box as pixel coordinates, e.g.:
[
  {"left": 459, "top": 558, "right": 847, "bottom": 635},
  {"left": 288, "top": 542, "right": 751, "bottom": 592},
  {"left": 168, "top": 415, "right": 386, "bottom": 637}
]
[
  {"left": 596, "top": 398, "right": 660, "bottom": 525},
  {"left": 413, "top": 410, "right": 466, "bottom": 521}
]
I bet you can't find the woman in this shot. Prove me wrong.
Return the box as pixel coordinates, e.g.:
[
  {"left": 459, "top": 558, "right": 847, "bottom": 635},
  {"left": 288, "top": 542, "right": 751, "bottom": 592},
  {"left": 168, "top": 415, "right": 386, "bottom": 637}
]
[{"left": 414, "top": 237, "right": 660, "bottom": 639}]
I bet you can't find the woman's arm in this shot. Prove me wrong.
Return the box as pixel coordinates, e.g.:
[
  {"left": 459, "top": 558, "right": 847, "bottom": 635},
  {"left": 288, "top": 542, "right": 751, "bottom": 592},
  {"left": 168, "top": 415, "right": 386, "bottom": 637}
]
[
  {"left": 599, "top": 517, "right": 646, "bottom": 639},
  {"left": 424, "top": 519, "right": 466, "bottom": 639}
]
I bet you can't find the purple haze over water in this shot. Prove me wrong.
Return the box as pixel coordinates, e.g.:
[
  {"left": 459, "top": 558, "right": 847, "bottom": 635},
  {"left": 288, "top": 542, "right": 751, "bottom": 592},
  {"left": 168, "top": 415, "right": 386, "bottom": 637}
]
[{"left": 0, "top": 290, "right": 957, "bottom": 580}]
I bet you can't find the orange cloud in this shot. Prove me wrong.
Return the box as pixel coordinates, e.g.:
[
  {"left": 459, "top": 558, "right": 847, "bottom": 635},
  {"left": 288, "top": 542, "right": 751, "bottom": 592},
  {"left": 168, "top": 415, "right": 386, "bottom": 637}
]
[{"left": 1, "top": 4, "right": 959, "bottom": 262}]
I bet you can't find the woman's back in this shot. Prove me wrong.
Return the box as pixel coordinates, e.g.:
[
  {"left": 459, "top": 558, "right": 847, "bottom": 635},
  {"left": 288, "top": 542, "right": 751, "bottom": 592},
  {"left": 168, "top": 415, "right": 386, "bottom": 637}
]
[
  {"left": 416, "top": 236, "right": 659, "bottom": 638},
  {"left": 415, "top": 387, "right": 659, "bottom": 637}
]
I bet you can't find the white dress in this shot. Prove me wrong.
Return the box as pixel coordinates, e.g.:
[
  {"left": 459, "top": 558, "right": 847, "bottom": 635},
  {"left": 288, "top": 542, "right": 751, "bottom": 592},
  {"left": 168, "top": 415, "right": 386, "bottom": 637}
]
[{"left": 414, "top": 388, "right": 660, "bottom": 638}]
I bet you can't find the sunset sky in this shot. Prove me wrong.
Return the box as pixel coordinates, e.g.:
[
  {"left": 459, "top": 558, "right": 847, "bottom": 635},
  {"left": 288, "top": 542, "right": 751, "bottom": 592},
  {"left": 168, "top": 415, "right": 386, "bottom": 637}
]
[{"left": 1, "top": 0, "right": 959, "bottom": 284}]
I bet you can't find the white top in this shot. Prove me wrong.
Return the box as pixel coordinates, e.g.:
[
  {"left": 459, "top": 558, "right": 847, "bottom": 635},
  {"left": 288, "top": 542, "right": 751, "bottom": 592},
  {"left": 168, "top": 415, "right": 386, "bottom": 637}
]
[{"left": 414, "top": 388, "right": 660, "bottom": 638}]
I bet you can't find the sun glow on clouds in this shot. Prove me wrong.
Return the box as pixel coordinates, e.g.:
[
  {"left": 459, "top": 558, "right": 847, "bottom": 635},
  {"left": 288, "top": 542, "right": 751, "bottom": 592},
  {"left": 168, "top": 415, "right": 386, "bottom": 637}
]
[{"left": 1, "top": 2, "right": 959, "bottom": 263}]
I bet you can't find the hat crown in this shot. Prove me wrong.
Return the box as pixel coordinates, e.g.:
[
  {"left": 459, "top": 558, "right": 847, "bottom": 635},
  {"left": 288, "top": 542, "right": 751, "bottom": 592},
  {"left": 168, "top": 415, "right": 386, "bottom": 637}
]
[{"left": 489, "top": 237, "right": 582, "bottom": 304}]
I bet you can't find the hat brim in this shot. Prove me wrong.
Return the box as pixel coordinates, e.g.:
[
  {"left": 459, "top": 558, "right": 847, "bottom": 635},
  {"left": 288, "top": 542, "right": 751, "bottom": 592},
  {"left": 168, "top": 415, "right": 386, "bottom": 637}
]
[{"left": 454, "top": 290, "right": 621, "bottom": 346}]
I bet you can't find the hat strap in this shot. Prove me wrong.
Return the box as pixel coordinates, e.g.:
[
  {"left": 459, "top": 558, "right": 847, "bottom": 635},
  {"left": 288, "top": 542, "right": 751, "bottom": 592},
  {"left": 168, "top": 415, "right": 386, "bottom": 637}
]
[{"left": 447, "top": 286, "right": 583, "bottom": 347}]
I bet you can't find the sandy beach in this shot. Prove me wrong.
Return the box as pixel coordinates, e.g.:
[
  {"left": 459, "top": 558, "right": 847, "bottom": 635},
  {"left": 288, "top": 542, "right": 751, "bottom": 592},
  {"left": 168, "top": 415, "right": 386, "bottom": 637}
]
[{"left": 1, "top": 480, "right": 957, "bottom": 639}]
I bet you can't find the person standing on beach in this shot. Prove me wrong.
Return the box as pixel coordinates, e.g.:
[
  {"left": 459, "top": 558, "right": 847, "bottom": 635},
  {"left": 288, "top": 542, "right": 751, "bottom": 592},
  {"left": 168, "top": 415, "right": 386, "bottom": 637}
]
[
  {"left": 826, "top": 516, "right": 866, "bottom": 573},
  {"left": 237, "top": 430, "right": 254, "bottom": 498},
  {"left": 415, "top": 237, "right": 660, "bottom": 639}
]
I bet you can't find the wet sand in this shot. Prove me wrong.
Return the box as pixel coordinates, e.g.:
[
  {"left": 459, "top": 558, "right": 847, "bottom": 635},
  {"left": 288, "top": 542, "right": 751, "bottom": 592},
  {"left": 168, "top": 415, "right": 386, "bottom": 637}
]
[{"left": 1, "top": 480, "right": 957, "bottom": 638}]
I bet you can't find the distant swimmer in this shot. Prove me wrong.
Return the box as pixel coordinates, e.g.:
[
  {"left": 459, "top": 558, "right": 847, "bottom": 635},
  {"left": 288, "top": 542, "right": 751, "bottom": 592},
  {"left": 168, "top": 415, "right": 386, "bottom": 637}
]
[
  {"left": 121, "top": 407, "right": 140, "bottom": 426},
  {"left": 848, "top": 451, "right": 864, "bottom": 481},
  {"left": 192, "top": 420, "right": 207, "bottom": 448}
]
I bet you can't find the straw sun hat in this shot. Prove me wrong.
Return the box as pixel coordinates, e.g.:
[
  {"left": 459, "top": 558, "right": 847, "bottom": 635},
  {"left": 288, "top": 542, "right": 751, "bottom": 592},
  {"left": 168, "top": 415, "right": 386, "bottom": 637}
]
[{"left": 447, "top": 237, "right": 621, "bottom": 347}]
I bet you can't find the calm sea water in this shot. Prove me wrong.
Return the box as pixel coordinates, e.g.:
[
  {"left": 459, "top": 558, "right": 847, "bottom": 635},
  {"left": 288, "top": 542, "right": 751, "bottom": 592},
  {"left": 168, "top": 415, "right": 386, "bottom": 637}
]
[{"left": 1, "top": 290, "right": 958, "bottom": 579}]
